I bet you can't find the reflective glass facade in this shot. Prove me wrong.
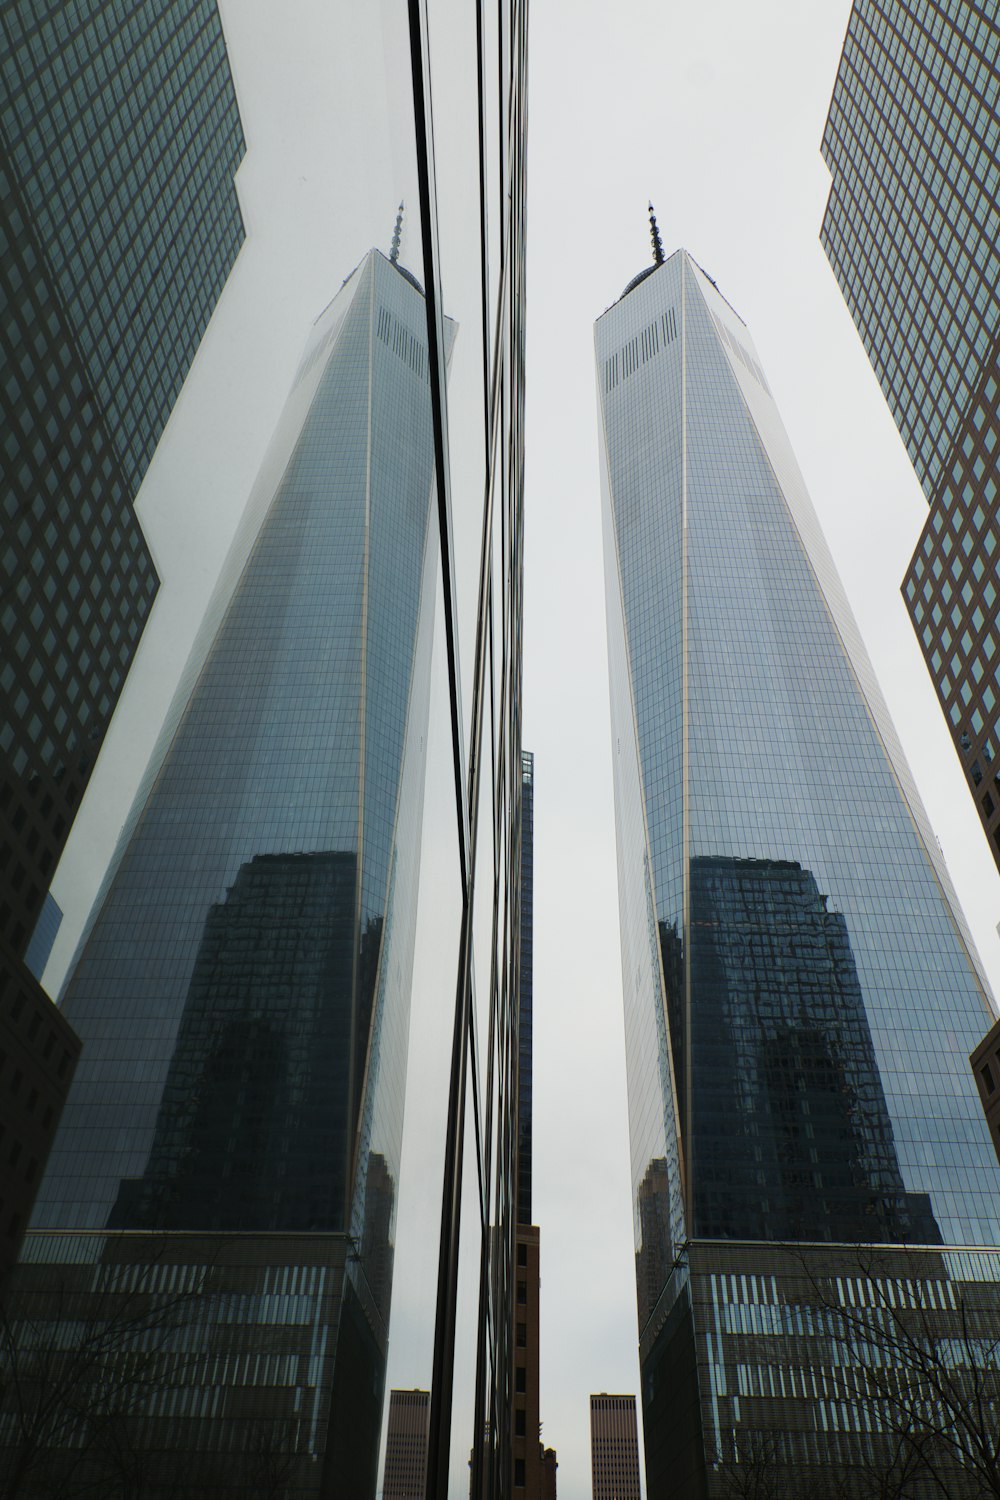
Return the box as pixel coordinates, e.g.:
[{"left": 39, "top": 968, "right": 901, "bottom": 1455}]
[
  {"left": 1, "top": 0, "right": 243, "bottom": 1285},
  {"left": 597, "top": 250, "right": 1000, "bottom": 1496},
  {"left": 0, "top": 250, "right": 441, "bottom": 1495},
  {"left": 821, "top": 1, "right": 1000, "bottom": 873},
  {"left": 1, "top": 0, "right": 244, "bottom": 961}
]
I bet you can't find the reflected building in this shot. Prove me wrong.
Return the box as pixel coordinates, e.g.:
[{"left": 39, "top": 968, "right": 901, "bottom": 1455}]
[
  {"left": 0, "top": 0, "right": 244, "bottom": 1277},
  {"left": 0, "top": 247, "right": 444, "bottom": 1497},
  {"left": 510, "top": 753, "right": 557, "bottom": 1498},
  {"left": 597, "top": 237, "right": 1000, "bottom": 1497},
  {"left": 590, "top": 1394, "right": 641, "bottom": 1500}
]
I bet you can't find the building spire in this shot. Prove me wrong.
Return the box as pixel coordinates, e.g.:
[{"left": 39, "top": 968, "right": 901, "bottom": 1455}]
[
  {"left": 648, "top": 201, "right": 665, "bottom": 267},
  {"left": 390, "top": 201, "right": 404, "bottom": 264}
]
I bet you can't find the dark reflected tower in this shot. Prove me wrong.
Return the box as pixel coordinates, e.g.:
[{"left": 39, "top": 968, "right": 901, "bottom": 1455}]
[
  {"left": 0, "top": 249, "right": 444, "bottom": 1498},
  {"left": 597, "top": 240, "right": 1000, "bottom": 1497}
]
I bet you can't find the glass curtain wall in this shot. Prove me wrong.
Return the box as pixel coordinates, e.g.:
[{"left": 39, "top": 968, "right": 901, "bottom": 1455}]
[{"left": 597, "top": 248, "right": 1000, "bottom": 1498}]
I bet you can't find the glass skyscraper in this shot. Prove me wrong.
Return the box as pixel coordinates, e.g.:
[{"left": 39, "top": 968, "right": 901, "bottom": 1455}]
[
  {"left": 0, "top": 248, "right": 443, "bottom": 1497},
  {"left": 821, "top": 1, "right": 1000, "bottom": 870},
  {"left": 597, "top": 245, "right": 1000, "bottom": 1497}
]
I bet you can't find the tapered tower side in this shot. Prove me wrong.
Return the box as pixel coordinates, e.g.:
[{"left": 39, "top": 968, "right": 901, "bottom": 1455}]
[
  {"left": 0, "top": 250, "right": 443, "bottom": 1499},
  {"left": 597, "top": 243, "right": 1000, "bottom": 1498}
]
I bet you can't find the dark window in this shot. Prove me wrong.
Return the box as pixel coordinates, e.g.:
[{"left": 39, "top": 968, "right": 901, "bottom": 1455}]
[
  {"left": 983, "top": 1062, "right": 996, "bottom": 1095},
  {"left": 972, "top": 760, "right": 983, "bottom": 785},
  {"left": 515, "top": 1409, "right": 526, "bottom": 1437},
  {"left": 516, "top": 1322, "right": 526, "bottom": 1348},
  {"left": 514, "top": 1459, "right": 525, "bottom": 1488},
  {"left": 515, "top": 1367, "right": 526, "bottom": 1393},
  {"left": 984, "top": 792, "right": 996, "bottom": 818},
  {"left": 517, "top": 1242, "right": 527, "bottom": 1267},
  {"left": 517, "top": 1281, "right": 527, "bottom": 1305}
]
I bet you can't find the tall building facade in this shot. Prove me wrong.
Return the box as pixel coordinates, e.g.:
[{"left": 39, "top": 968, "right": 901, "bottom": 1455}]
[
  {"left": 597, "top": 245, "right": 1000, "bottom": 1497},
  {"left": 820, "top": 2, "right": 1000, "bottom": 867},
  {"left": 510, "top": 754, "right": 556, "bottom": 1498},
  {"left": 517, "top": 751, "right": 535, "bottom": 1228},
  {"left": 0, "top": 0, "right": 245, "bottom": 1266},
  {"left": 383, "top": 1389, "right": 430, "bottom": 1499},
  {"left": 0, "top": 248, "right": 441, "bottom": 1497},
  {"left": 589, "top": 1394, "right": 641, "bottom": 1500}
]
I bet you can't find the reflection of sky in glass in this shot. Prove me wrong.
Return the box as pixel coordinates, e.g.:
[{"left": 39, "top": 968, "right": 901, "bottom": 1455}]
[{"left": 598, "top": 252, "right": 1000, "bottom": 1316}]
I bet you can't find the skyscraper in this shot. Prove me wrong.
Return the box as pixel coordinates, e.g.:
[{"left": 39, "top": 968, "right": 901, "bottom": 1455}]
[
  {"left": 597, "top": 240, "right": 1000, "bottom": 1496},
  {"left": 517, "top": 751, "right": 535, "bottom": 1229},
  {"left": 0, "top": 247, "right": 442, "bottom": 1497},
  {"left": 383, "top": 1389, "right": 430, "bottom": 1500},
  {"left": 589, "top": 1394, "right": 641, "bottom": 1500},
  {"left": 0, "top": 0, "right": 245, "bottom": 1264},
  {"left": 820, "top": 2, "right": 1000, "bottom": 867},
  {"left": 510, "top": 753, "right": 557, "bottom": 1499}
]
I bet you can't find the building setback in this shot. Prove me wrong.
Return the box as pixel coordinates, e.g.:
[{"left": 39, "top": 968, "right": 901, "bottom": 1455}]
[
  {"left": 590, "top": 1394, "right": 641, "bottom": 1500},
  {"left": 0, "top": 0, "right": 245, "bottom": 1269},
  {"left": 0, "top": 248, "right": 442, "bottom": 1497},
  {"left": 383, "top": 1390, "right": 430, "bottom": 1500},
  {"left": 820, "top": 1, "right": 1000, "bottom": 868},
  {"left": 596, "top": 240, "right": 1000, "bottom": 1497}
]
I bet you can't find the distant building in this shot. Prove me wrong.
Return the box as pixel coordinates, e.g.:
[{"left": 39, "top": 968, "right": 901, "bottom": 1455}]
[
  {"left": 590, "top": 1394, "right": 641, "bottom": 1500},
  {"left": 384, "top": 1390, "right": 430, "bottom": 1499},
  {"left": 821, "top": 1, "right": 1000, "bottom": 868},
  {"left": 509, "top": 754, "right": 557, "bottom": 1498},
  {"left": 541, "top": 1446, "right": 558, "bottom": 1499},
  {"left": 513, "top": 1224, "right": 542, "bottom": 1496}
]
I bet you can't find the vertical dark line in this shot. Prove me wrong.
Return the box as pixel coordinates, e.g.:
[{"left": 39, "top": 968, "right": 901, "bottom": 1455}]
[{"left": 406, "top": 0, "right": 470, "bottom": 894}]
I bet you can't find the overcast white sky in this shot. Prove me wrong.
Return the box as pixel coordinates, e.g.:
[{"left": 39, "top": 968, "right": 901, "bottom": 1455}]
[{"left": 41, "top": 3, "right": 1000, "bottom": 1498}]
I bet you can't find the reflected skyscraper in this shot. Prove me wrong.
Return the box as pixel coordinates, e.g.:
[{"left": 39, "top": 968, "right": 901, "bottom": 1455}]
[
  {"left": 0, "top": 248, "right": 444, "bottom": 1497},
  {"left": 597, "top": 237, "right": 1000, "bottom": 1497}
]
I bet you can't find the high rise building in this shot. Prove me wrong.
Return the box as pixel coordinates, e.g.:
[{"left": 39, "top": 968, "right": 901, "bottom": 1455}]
[
  {"left": 509, "top": 753, "right": 557, "bottom": 1499},
  {"left": 517, "top": 751, "right": 535, "bottom": 1228},
  {"left": 820, "top": 2, "right": 1000, "bottom": 868},
  {"left": 383, "top": 1389, "right": 430, "bottom": 1500},
  {"left": 0, "top": 247, "right": 443, "bottom": 1496},
  {"left": 596, "top": 240, "right": 1000, "bottom": 1497},
  {"left": 0, "top": 0, "right": 245, "bottom": 1265},
  {"left": 589, "top": 1394, "right": 641, "bottom": 1500}
]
